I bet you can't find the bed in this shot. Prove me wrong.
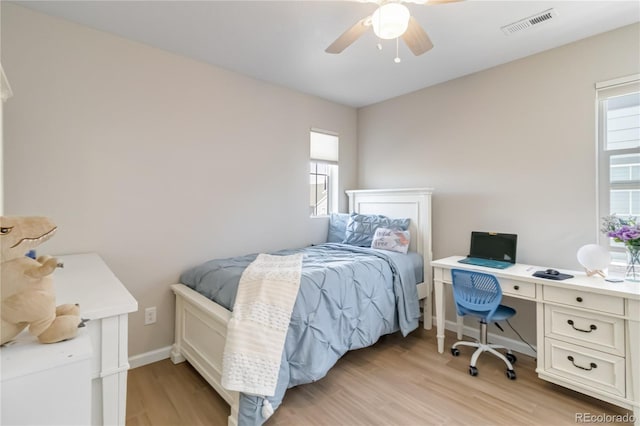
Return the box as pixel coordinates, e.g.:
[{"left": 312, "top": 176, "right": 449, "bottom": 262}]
[{"left": 170, "top": 188, "right": 433, "bottom": 426}]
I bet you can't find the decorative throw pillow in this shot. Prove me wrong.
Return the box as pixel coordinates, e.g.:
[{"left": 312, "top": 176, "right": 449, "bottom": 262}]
[
  {"left": 371, "top": 227, "right": 411, "bottom": 254},
  {"left": 326, "top": 213, "right": 350, "bottom": 243},
  {"left": 343, "top": 213, "right": 410, "bottom": 247}
]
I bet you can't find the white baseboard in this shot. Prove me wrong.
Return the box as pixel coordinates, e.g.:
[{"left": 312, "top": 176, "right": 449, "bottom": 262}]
[
  {"left": 129, "top": 345, "right": 172, "bottom": 369},
  {"left": 443, "top": 318, "right": 538, "bottom": 359}
]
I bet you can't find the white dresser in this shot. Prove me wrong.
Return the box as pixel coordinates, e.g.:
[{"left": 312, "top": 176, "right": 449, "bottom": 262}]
[
  {"left": 1, "top": 331, "right": 93, "bottom": 425},
  {"left": 54, "top": 253, "right": 138, "bottom": 426}
]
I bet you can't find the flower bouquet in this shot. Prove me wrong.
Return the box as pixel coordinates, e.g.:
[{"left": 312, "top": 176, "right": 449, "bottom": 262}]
[{"left": 601, "top": 215, "right": 640, "bottom": 282}]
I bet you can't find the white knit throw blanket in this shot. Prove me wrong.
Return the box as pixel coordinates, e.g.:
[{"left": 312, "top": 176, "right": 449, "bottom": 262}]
[{"left": 221, "top": 253, "right": 303, "bottom": 398}]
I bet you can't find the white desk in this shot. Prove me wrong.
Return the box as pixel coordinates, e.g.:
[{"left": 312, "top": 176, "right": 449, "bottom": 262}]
[
  {"left": 54, "top": 253, "right": 138, "bottom": 426},
  {"left": 432, "top": 256, "right": 640, "bottom": 421}
]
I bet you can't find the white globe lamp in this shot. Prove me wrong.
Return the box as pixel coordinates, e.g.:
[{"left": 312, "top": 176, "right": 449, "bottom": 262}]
[
  {"left": 372, "top": 3, "right": 411, "bottom": 40},
  {"left": 577, "top": 244, "right": 611, "bottom": 278}
]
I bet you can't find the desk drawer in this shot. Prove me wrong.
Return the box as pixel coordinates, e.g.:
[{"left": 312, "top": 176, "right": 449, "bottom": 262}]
[
  {"left": 543, "top": 286, "right": 624, "bottom": 316},
  {"left": 544, "top": 338, "right": 625, "bottom": 397},
  {"left": 439, "top": 270, "right": 535, "bottom": 299},
  {"left": 501, "top": 279, "right": 536, "bottom": 299},
  {"left": 544, "top": 306, "right": 625, "bottom": 356}
]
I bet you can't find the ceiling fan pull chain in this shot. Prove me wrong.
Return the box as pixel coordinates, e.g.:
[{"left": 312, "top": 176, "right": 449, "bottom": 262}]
[{"left": 394, "top": 37, "right": 401, "bottom": 63}]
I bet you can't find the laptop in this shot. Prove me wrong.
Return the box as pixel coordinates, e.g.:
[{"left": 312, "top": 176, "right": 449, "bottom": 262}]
[{"left": 458, "top": 231, "right": 518, "bottom": 269}]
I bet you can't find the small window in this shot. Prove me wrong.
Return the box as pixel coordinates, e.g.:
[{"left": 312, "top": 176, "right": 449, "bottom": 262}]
[
  {"left": 597, "top": 75, "right": 640, "bottom": 262},
  {"left": 309, "top": 130, "right": 339, "bottom": 217}
]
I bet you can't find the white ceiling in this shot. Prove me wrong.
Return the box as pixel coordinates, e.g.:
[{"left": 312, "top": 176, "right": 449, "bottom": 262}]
[{"left": 13, "top": 0, "right": 640, "bottom": 108}]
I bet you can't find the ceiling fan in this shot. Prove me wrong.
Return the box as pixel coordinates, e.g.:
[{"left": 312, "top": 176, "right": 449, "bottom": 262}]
[{"left": 326, "top": 0, "right": 460, "bottom": 57}]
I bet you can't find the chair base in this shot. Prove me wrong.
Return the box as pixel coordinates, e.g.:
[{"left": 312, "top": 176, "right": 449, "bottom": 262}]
[{"left": 450, "top": 321, "right": 517, "bottom": 380}]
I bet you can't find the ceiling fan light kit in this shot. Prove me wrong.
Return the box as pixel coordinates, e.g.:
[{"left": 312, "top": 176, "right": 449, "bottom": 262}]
[
  {"left": 372, "top": 3, "right": 411, "bottom": 40},
  {"left": 325, "top": 0, "right": 459, "bottom": 60}
]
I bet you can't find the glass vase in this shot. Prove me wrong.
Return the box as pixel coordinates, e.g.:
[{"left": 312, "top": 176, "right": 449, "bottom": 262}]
[{"left": 626, "top": 244, "right": 640, "bottom": 282}]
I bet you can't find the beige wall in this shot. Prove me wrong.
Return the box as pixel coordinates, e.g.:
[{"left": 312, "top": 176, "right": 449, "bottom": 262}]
[
  {"left": 357, "top": 23, "right": 640, "bottom": 343},
  {"left": 4, "top": 2, "right": 639, "bottom": 358},
  {"left": 1, "top": 4, "right": 358, "bottom": 357}
]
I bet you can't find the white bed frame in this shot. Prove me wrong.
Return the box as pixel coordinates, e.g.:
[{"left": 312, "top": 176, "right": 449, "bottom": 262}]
[{"left": 170, "top": 188, "right": 433, "bottom": 426}]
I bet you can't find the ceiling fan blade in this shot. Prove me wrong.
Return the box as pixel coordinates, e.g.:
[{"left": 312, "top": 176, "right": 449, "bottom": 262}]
[
  {"left": 325, "top": 17, "right": 371, "bottom": 54},
  {"left": 402, "top": 16, "right": 433, "bottom": 56}
]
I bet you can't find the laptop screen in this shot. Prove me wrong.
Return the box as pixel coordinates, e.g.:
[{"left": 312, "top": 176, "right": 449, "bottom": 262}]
[{"left": 469, "top": 232, "right": 518, "bottom": 264}]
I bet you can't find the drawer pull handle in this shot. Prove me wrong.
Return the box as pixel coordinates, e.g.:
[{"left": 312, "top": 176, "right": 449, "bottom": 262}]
[
  {"left": 576, "top": 297, "right": 583, "bottom": 302},
  {"left": 513, "top": 285, "right": 520, "bottom": 290},
  {"left": 567, "top": 356, "right": 597, "bottom": 371},
  {"left": 567, "top": 320, "right": 597, "bottom": 333}
]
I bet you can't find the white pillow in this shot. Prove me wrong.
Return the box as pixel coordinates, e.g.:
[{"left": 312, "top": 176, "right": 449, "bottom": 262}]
[{"left": 370, "top": 227, "right": 411, "bottom": 254}]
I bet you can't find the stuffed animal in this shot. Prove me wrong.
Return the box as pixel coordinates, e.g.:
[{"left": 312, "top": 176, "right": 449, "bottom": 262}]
[{"left": 1, "top": 216, "right": 84, "bottom": 345}]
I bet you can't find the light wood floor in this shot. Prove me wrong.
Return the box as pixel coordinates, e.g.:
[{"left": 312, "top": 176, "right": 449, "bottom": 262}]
[{"left": 126, "top": 328, "right": 632, "bottom": 425}]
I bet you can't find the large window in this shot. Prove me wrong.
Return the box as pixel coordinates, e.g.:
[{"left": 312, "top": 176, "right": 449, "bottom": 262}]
[
  {"left": 309, "top": 130, "right": 339, "bottom": 217},
  {"left": 597, "top": 75, "right": 640, "bottom": 263}
]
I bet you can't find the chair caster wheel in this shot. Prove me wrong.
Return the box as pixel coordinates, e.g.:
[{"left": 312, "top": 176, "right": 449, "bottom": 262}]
[
  {"left": 506, "top": 353, "right": 517, "bottom": 364},
  {"left": 506, "top": 369, "right": 516, "bottom": 380},
  {"left": 451, "top": 348, "right": 460, "bottom": 357},
  {"left": 469, "top": 366, "right": 478, "bottom": 376}
]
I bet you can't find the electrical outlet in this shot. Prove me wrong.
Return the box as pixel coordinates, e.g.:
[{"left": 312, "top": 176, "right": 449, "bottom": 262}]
[{"left": 144, "top": 307, "right": 157, "bottom": 325}]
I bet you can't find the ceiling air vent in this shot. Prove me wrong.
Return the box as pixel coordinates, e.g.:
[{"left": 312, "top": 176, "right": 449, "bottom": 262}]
[{"left": 501, "top": 9, "right": 558, "bottom": 35}]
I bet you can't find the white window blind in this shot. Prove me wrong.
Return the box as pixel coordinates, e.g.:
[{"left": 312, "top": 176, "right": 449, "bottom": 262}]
[
  {"left": 310, "top": 131, "right": 339, "bottom": 164},
  {"left": 596, "top": 75, "right": 640, "bottom": 261}
]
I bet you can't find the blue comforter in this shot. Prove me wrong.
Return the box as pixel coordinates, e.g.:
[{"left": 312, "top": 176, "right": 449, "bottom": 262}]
[{"left": 180, "top": 243, "right": 421, "bottom": 425}]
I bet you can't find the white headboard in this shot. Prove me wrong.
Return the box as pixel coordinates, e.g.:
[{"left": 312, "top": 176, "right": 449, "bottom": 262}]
[{"left": 346, "top": 188, "right": 433, "bottom": 289}]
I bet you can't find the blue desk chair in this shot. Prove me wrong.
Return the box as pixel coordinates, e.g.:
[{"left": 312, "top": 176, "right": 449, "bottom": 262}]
[{"left": 450, "top": 269, "right": 517, "bottom": 380}]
